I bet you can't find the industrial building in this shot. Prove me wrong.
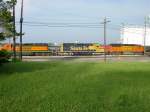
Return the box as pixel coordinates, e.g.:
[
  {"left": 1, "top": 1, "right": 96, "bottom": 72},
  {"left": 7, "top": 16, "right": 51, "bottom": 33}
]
[{"left": 121, "top": 26, "right": 150, "bottom": 46}]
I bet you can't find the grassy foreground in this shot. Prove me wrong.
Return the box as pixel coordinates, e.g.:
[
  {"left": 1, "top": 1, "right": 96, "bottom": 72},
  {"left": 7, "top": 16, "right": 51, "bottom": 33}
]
[{"left": 1, "top": 62, "right": 150, "bottom": 112}]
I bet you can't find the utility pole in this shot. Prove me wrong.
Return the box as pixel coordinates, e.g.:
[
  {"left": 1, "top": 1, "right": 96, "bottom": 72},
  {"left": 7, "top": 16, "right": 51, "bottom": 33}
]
[
  {"left": 20, "top": 0, "right": 24, "bottom": 60},
  {"left": 13, "top": 1, "right": 16, "bottom": 60},
  {"left": 144, "top": 17, "right": 147, "bottom": 55},
  {"left": 103, "top": 17, "right": 110, "bottom": 62}
]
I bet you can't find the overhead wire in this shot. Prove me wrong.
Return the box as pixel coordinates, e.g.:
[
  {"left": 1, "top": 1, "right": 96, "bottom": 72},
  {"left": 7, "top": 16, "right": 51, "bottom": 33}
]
[
  {"left": 15, "top": 20, "right": 147, "bottom": 34},
  {"left": 15, "top": 20, "right": 104, "bottom": 28},
  {"left": 22, "top": 21, "right": 102, "bottom": 25},
  {"left": 17, "top": 24, "right": 104, "bottom": 29}
]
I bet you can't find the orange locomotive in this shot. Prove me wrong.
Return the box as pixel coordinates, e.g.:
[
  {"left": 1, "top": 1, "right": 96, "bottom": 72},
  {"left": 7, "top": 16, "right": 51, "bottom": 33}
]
[
  {"left": 107, "top": 44, "right": 144, "bottom": 55},
  {"left": 0, "top": 44, "right": 12, "bottom": 51},
  {"left": 0, "top": 43, "right": 49, "bottom": 52},
  {"left": 0, "top": 43, "right": 49, "bottom": 56}
]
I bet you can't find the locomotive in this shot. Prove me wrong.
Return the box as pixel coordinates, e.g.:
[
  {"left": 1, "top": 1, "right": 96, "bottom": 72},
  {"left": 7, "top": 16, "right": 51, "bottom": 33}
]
[
  {"left": 0, "top": 43, "right": 144, "bottom": 56},
  {"left": 0, "top": 43, "right": 50, "bottom": 56},
  {"left": 60, "top": 43, "right": 144, "bottom": 56}
]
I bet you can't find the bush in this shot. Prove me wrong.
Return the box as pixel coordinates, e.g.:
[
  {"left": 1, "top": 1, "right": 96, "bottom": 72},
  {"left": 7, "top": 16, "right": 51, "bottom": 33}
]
[
  {"left": 12, "top": 58, "right": 22, "bottom": 62},
  {"left": 0, "top": 50, "right": 11, "bottom": 65}
]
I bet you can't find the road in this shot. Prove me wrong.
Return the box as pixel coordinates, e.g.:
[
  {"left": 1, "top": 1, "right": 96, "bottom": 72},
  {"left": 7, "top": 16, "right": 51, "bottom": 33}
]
[{"left": 22, "top": 55, "right": 150, "bottom": 62}]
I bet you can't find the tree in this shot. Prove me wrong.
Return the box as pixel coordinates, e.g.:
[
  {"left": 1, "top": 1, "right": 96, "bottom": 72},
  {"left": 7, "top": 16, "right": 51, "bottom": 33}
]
[{"left": 0, "top": 0, "right": 17, "bottom": 40}]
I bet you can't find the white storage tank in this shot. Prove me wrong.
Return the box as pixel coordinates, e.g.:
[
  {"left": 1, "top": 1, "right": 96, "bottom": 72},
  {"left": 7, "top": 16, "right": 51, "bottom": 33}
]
[{"left": 121, "top": 26, "right": 150, "bottom": 46}]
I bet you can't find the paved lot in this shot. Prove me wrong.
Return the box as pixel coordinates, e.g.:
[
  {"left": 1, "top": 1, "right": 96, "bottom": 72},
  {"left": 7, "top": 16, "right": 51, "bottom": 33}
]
[{"left": 23, "top": 55, "right": 150, "bottom": 62}]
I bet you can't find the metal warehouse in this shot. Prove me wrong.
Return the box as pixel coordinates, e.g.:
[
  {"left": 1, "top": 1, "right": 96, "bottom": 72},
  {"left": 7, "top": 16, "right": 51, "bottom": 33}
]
[{"left": 121, "top": 26, "right": 150, "bottom": 46}]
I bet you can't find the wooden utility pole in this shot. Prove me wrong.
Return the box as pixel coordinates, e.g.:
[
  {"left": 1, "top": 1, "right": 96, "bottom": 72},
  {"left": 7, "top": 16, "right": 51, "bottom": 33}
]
[
  {"left": 144, "top": 17, "right": 147, "bottom": 55},
  {"left": 20, "top": 0, "right": 24, "bottom": 60},
  {"left": 103, "top": 17, "right": 110, "bottom": 62},
  {"left": 13, "top": 2, "right": 16, "bottom": 60}
]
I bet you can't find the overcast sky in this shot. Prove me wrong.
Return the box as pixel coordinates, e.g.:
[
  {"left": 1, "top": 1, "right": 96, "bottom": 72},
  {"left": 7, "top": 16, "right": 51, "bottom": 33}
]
[{"left": 14, "top": 0, "right": 150, "bottom": 44}]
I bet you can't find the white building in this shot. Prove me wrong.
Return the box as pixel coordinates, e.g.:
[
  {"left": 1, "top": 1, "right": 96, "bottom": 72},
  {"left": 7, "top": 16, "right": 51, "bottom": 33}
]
[{"left": 121, "top": 26, "right": 150, "bottom": 46}]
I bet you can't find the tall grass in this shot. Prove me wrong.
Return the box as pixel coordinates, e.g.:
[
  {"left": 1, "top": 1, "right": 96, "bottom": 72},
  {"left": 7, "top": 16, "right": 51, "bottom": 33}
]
[{"left": 0, "top": 62, "right": 150, "bottom": 112}]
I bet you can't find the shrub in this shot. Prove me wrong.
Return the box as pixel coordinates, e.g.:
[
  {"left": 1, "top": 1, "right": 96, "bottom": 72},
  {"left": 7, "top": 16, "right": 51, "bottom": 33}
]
[
  {"left": 12, "top": 58, "right": 22, "bottom": 62},
  {"left": 0, "top": 50, "right": 11, "bottom": 65}
]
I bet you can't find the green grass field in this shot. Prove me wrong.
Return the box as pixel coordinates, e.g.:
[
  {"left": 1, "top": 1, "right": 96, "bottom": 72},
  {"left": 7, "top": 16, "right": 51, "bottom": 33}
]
[{"left": 1, "top": 62, "right": 150, "bottom": 112}]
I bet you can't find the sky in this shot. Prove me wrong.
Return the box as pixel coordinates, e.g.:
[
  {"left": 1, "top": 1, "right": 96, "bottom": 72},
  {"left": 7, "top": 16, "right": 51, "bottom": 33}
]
[{"left": 13, "top": 0, "right": 150, "bottom": 44}]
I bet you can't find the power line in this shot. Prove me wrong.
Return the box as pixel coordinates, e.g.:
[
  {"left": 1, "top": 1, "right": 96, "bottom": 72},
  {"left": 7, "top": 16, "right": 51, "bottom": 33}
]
[
  {"left": 16, "top": 22, "right": 104, "bottom": 28},
  {"left": 16, "top": 21, "right": 102, "bottom": 25},
  {"left": 19, "top": 24, "right": 104, "bottom": 28},
  {"left": 16, "top": 22, "right": 147, "bottom": 34},
  {"left": 23, "top": 21, "right": 101, "bottom": 25},
  {"left": 16, "top": 16, "right": 104, "bottom": 21}
]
